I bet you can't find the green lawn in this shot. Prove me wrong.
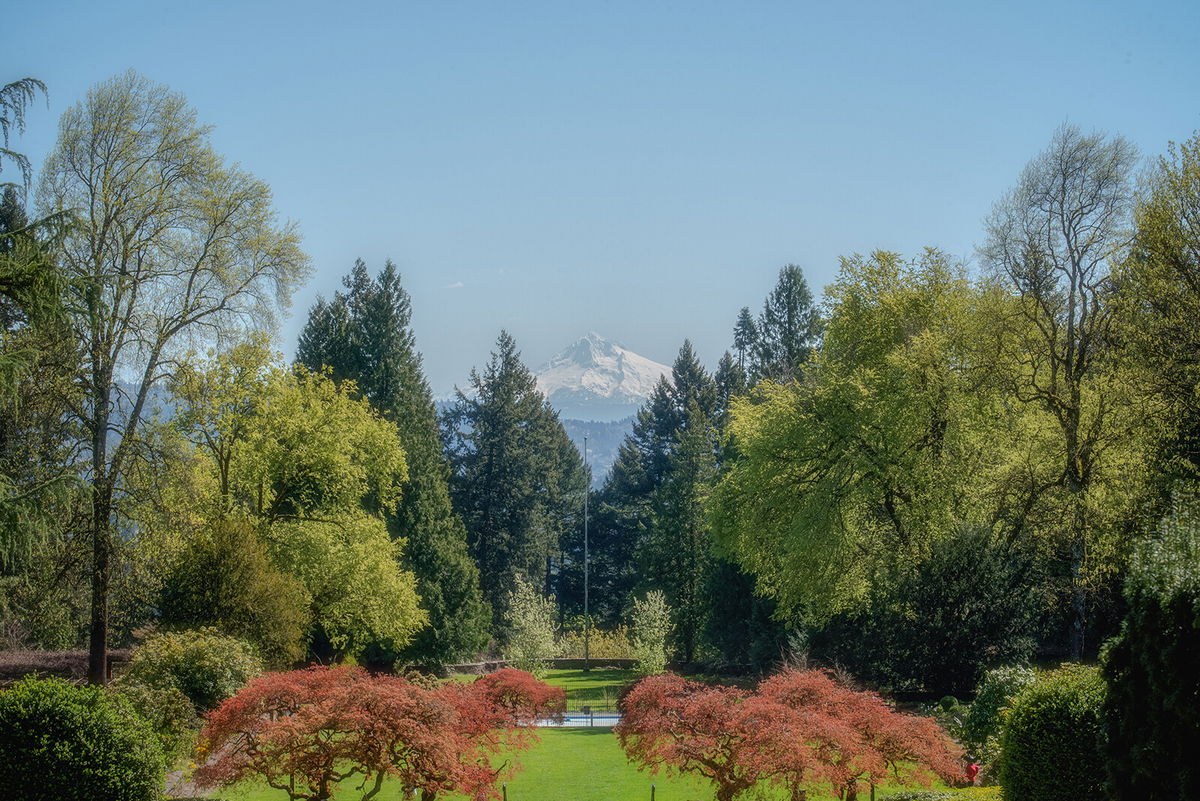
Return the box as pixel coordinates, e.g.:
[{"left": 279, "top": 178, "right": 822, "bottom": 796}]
[
  {"left": 448, "top": 667, "right": 636, "bottom": 710},
  {"left": 542, "top": 667, "right": 633, "bottom": 709},
  {"left": 221, "top": 727, "right": 712, "bottom": 801}
]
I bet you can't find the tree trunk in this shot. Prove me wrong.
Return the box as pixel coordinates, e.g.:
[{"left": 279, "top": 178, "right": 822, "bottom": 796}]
[
  {"left": 86, "top": 486, "right": 111, "bottom": 684},
  {"left": 1065, "top": 406, "right": 1087, "bottom": 662},
  {"left": 1069, "top": 534, "right": 1086, "bottom": 660},
  {"left": 87, "top": 368, "right": 112, "bottom": 686}
]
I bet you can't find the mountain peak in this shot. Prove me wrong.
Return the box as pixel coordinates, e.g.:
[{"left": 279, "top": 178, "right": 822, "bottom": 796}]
[
  {"left": 536, "top": 333, "right": 671, "bottom": 422},
  {"left": 550, "top": 332, "right": 623, "bottom": 370}
]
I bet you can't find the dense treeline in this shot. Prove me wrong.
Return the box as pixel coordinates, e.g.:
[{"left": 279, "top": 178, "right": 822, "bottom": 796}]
[
  {"left": 0, "top": 68, "right": 1198, "bottom": 727},
  {"left": 562, "top": 124, "right": 1200, "bottom": 701}
]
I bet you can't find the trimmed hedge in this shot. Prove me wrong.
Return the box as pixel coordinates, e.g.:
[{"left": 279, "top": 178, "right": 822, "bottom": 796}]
[
  {"left": 0, "top": 676, "right": 165, "bottom": 801},
  {"left": 998, "top": 665, "right": 1104, "bottom": 801}
]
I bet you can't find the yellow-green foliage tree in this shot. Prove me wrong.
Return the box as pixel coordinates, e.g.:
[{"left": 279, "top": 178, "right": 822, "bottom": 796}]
[
  {"left": 160, "top": 341, "right": 425, "bottom": 660},
  {"left": 711, "top": 246, "right": 1154, "bottom": 652},
  {"left": 38, "top": 71, "right": 310, "bottom": 682},
  {"left": 980, "top": 125, "right": 1144, "bottom": 657},
  {"left": 1115, "top": 132, "right": 1200, "bottom": 480},
  {"left": 712, "top": 250, "right": 1024, "bottom": 620}
]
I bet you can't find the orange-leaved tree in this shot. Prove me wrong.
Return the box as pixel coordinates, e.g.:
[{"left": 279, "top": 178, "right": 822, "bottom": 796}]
[
  {"left": 757, "top": 670, "right": 963, "bottom": 800},
  {"left": 617, "top": 670, "right": 962, "bottom": 801},
  {"left": 195, "top": 666, "right": 563, "bottom": 801}
]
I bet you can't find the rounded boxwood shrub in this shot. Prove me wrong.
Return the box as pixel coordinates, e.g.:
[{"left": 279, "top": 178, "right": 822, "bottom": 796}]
[
  {"left": 998, "top": 664, "right": 1105, "bottom": 801},
  {"left": 124, "top": 626, "right": 262, "bottom": 713},
  {"left": 0, "top": 676, "right": 165, "bottom": 801}
]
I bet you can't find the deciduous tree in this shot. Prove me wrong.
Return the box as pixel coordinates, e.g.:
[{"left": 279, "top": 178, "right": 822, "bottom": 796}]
[
  {"left": 502, "top": 574, "right": 557, "bottom": 676},
  {"left": 629, "top": 590, "right": 672, "bottom": 675},
  {"left": 617, "top": 670, "right": 962, "bottom": 801},
  {"left": 196, "top": 666, "right": 563, "bottom": 801},
  {"left": 711, "top": 250, "right": 1014, "bottom": 621},
  {"left": 37, "top": 71, "right": 310, "bottom": 682},
  {"left": 980, "top": 124, "right": 1140, "bottom": 658},
  {"left": 166, "top": 343, "right": 425, "bottom": 660}
]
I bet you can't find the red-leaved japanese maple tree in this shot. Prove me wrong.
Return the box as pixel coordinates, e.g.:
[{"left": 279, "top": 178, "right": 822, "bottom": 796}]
[
  {"left": 616, "top": 669, "right": 962, "bottom": 801},
  {"left": 758, "top": 670, "right": 963, "bottom": 800},
  {"left": 194, "top": 666, "right": 564, "bottom": 801}
]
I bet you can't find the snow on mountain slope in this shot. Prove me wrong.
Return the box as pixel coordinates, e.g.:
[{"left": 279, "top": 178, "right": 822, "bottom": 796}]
[{"left": 535, "top": 332, "right": 671, "bottom": 422}]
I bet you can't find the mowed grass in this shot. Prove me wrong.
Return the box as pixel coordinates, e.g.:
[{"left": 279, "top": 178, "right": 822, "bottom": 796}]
[
  {"left": 222, "top": 727, "right": 713, "bottom": 801},
  {"left": 447, "top": 667, "right": 636, "bottom": 708},
  {"left": 542, "top": 667, "right": 633, "bottom": 707}
]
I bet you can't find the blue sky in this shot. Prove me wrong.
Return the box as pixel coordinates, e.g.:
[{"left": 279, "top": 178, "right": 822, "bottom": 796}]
[{"left": 9, "top": 0, "right": 1200, "bottom": 394}]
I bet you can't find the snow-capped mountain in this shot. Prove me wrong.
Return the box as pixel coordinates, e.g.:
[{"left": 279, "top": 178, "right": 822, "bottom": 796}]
[{"left": 535, "top": 332, "right": 671, "bottom": 422}]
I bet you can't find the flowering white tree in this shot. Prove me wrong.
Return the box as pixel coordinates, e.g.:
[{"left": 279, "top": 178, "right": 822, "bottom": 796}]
[
  {"left": 631, "top": 590, "right": 672, "bottom": 676},
  {"left": 503, "top": 574, "right": 556, "bottom": 676}
]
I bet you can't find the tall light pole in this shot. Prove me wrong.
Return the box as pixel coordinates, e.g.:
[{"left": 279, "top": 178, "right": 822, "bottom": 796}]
[{"left": 583, "top": 434, "right": 590, "bottom": 672}]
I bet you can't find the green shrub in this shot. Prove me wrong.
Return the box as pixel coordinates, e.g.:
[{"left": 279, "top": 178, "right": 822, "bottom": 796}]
[
  {"left": 930, "top": 695, "right": 970, "bottom": 753},
  {"left": 124, "top": 626, "right": 262, "bottom": 713},
  {"left": 963, "top": 664, "right": 1037, "bottom": 764},
  {"left": 160, "top": 519, "right": 309, "bottom": 667},
  {"left": 557, "top": 622, "right": 634, "bottom": 659},
  {"left": 1102, "top": 493, "right": 1200, "bottom": 800},
  {"left": 0, "top": 676, "right": 165, "bottom": 801},
  {"left": 998, "top": 665, "right": 1105, "bottom": 801},
  {"left": 111, "top": 679, "right": 199, "bottom": 763}
]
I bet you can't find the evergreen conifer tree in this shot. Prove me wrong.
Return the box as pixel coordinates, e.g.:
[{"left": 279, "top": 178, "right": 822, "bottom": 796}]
[
  {"left": 639, "top": 398, "right": 718, "bottom": 663},
  {"left": 732, "top": 307, "right": 758, "bottom": 372},
  {"left": 297, "top": 260, "right": 490, "bottom": 664},
  {"left": 751, "top": 265, "right": 821, "bottom": 382},
  {"left": 713, "top": 351, "right": 747, "bottom": 427},
  {"left": 443, "top": 331, "right": 587, "bottom": 622},
  {"left": 589, "top": 342, "right": 726, "bottom": 661}
]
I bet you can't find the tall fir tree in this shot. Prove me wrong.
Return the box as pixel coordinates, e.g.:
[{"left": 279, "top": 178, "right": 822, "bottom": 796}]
[
  {"left": 732, "top": 307, "right": 758, "bottom": 372},
  {"left": 751, "top": 264, "right": 821, "bottom": 382},
  {"left": 639, "top": 398, "right": 718, "bottom": 663},
  {"left": 713, "top": 351, "right": 747, "bottom": 428},
  {"left": 296, "top": 260, "right": 490, "bottom": 665},
  {"left": 588, "top": 341, "right": 730, "bottom": 661},
  {"left": 443, "top": 331, "right": 587, "bottom": 622}
]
